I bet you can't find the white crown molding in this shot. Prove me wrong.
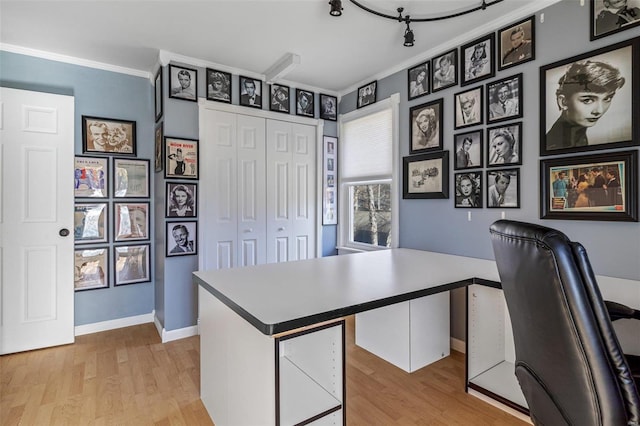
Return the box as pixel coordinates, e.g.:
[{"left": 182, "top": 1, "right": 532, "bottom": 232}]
[
  {"left": 0, "top": 43, "right": 151, "bottom": 79},
  {"left": 339, "top": 0, "right": 564, "bottom": 97},
  {"left": 159, "top": 49, "right": 264, "bottom": 80}
]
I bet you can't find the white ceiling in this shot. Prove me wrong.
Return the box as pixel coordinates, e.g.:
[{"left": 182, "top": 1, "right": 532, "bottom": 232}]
[{"left": 0, "top": 0, "right": 561, "bottom": 94}]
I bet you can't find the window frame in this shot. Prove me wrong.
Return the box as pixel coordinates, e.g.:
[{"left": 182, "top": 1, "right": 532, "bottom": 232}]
[{"left": 337, "top": 93, "right": 400, "bottom": 251}]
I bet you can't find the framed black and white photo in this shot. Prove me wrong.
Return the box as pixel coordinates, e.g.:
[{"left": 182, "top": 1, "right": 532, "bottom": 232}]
[
  {"left": 296, "top": 89, "right": 314, "bottom": 117},
  {"left": 408, "top": 61, "right": 430, "bottom": 100},
  {"left": 454, "top": 172, "right": 483, "bottom": 208},
  {"left": 114, "top": 244, "right": 150, "bottom": 286},
  {"left": 319, "top": 94, "right": 337, "bottom": 121},
  {"left": 239, "top": 76, "right": 262, "bottom": 109},
  {"left": 461, "top": 33, "right": 495, "bottom": 86},
  {"left": 403, "top": 151, "right": 449, "bottom": 199},
  {"left": 114, "top": 202, "right": 149, "bottom": 242},
  {"left": 74, "top": 248, "right": 108, "bottom": 291},
  {"left": 166, "top": 221, "right": 198, "bottom": 257},
  {"left": 82, "top": 116, "right": 136, "bottom": 155},
  {"left": 431, "top": 49, "right": 458, "bottom": 92},
  {"left": 75, "top": 156, "right": 108, "bottom": 198},
  {"left": 357, "top": 81, "right": 377, "bottom": 108},
  {"left": 270, "top": 83, "right": 290, "bottom": 114},
  {"left": 540, "top": 38, "right": 639, "bottom": 156},
  {"left": 487, "top": 122, "right": 522, "bottom": 167},
  {"left": 410, "top": 98, "right": 443, "bottom": 153},
  {"left": 166, "top": 182, "right": 197, "bottom": 218},
  {"left": 591, "top": 0, "right": 640, "bottom": 40},
  {"left": 113, "top": 158, "right": 149, "bottom": 198},
  {"left": 154, "top": 122, "right": 163, "bottom": 173},
  {"left": 322, "top": 136, "right": 338, "bottom": 225},
  {"left": 206, "top": 68, "right": 231, "bottom": 103},
  {"left": 486, "top": 168, "right": 520, "bottom": 208},
  {"left": 454, "top": 130, "right": 483, "bottom": 170},
  {"left": 540, "top": 150, "right": 638, "bottom": 222},
  {"left": 154, "top": 67, "right": 163, "bottom": 122},
  {"left": 454, "top": 86, "right": 483, "bottom": 129},
  {"left": 165, "top": 137, "right": 198, "bottom": 180},
  {"left": 487, "top": 73, "right": 523, "bottom": 124},
  {"left": 74, "top": 203, "right": 107, "bottom": 244},
  {"left": 498, "top": 16, "right": 535, "bottom": 70},
  {"left": 169, "top": 64, "right": 197, "bottom": 102}
]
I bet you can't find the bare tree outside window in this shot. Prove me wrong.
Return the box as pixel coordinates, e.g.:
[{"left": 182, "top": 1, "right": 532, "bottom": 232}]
[{"left": 351, "top": 184, "right": 392, "bottom": 247}]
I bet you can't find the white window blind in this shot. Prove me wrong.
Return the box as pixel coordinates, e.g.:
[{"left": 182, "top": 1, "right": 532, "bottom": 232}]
[{"left": 342, "top": 108, "right": 392, "bottom": 179}]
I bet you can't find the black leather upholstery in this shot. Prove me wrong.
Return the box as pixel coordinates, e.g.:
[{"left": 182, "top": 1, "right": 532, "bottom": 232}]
[{"left": 489, "top": 220, "right": 640, "bottom": 426}]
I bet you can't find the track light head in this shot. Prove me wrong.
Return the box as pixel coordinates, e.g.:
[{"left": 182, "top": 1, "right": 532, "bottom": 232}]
[
  {"left": 329, "top": 0, "right": 343, "bottom": 16},
  {"left": 403, "top": 20, "right": 414, "bottom": 47}
]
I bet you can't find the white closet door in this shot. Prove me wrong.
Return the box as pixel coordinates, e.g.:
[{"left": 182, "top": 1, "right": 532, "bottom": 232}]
[
  {"left": 290, "top": 123, "right": 316, "bottom": 261},
  {"left": 236, "top": 115, "right": 266, "bottom": 267}
]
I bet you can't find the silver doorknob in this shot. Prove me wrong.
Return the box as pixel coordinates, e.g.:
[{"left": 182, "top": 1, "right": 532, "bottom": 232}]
[
  {"left": 278, "top": 227, "right": 285, "bottom": 231},
  {"left": 59, "top": 228, "right": 70, "bottom": 237}
]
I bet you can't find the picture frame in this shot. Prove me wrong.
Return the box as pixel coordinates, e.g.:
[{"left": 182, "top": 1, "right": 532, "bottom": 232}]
[
  {"left": 166, "top": 221, "right": 198, "bottom": 257},
  {"left": 403, "top": 151, "right": 449, "bottom": 199},
  {"left": 164, "top": 137, "right": 199, "bottom": 180},
  {"left": 431, "top": 49, "right": 458, "bottom": 92},
  {"left": 454, "top": 172, "right": 483, "bottom": 208},
  {"left": 169, "top": 64, "right": 197, "bottom": 102},
  {"left": 591, "top": 0, "right": 640, "bottom": 41},
  {"left": 74, "top": 203, "right": 107, "bottom": 244},
  {"left": 154, "top": 67, "right": 163, "bottom": 122},
  {"left": 114, "top": 202, "right": 150, "bottom": 242},
  {"left": 114, "top": 244, "right": 151, "bottom": 286},
  {"left": 498, "top": 16, "right": 535, "bottom": 71},
  {"left": 205, "top": 68, "right": 232, "bottom": 103},
  {"left": 487, "top": 122, "right": 522, "bottom": 168},
  {"left": 154, "top": 122, "right": 163, "bottom": 173},
  {"left": 75, "top": 156, "right": 108, "bottom": 198},
  {"left": 166, "top": 182, "right": 197, "bottom": 218},
  {"left": 540, "top": 38, "right": 639, "bottom": 156},
  {"left": 270, "top": 83, "right": 290, "bottom": 114},
  {"left": 239, "top": 76, "right": 262, "bottom": 109},
  {"left": 296, "top": 88, "right": 315, "bottom": 117},
  {"left": 322, "top": 136, "right": 338, "bottom": 225},
  {"left": 487, "top": 73, "right": 523, "bottom": 124},
  {"left": 410, "top": 98, "right": 443, "bottom": 153},
  {"left": 454, "top": 130, "right": 483, "bottom": 170},
  {"left": 113, "top": 158, "right": 150, "bottom": 198},
  {"left": 454, "top": 86, "right": 483, "bottom": 129},
  {"left": 82, "top": 115, "right": 136, "bottom": 155},
  {"left": 461, "top": 33, "right": 495, "bottom": 86},
  {"left": 486, "top": 168, "right": 520, "bottom": 208},
  {"left": 74, "top": 247, "right": 108, "bottom": 291},
  {"left": 408, "top": 61, "right": 430, "bottom": 100},
  {"left": 357, "top": 81, "right": 377, "bottom": 109},
  {"left": 319, "top": 94, "right": 338, "bottom": 121},
  {"left": 540, "top": 150, "right": 638, "bottom": 222}
]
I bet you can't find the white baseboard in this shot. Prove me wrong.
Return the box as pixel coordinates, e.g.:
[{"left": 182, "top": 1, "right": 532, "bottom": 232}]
[
  {"left": 451, "top": 337, "right": 466, "bottom": 354},
  {"left": 153, "top": 312, "right": 199, "bottom": 343},
  {"left": 468, "top": 389, "right": 532, "bottom": 424},
  {"left": 75, "top": 311, "right": 154, "bottom": 336}
]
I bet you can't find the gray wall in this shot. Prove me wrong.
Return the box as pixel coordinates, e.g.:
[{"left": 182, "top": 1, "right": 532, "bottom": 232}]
[
  {"left": 0, "top": 51, "right": 155, "bottom": 326},
  {"left": 339, "top": 0, "right": 640, "bottom": 341}
]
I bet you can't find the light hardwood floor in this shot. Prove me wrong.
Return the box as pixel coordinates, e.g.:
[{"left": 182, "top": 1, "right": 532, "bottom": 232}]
[{"left": 1, "top": 317, "right": 527, "bottom": 425}]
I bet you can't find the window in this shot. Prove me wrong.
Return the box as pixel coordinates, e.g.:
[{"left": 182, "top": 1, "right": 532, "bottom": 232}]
[{"left": 339, "top": 94, "right": 399, "bottom": 251}]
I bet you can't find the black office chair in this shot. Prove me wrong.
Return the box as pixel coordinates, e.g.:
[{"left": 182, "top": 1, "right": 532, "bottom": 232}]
[{"left": 489, "top": 220, "right": 640, "bottom": 426}]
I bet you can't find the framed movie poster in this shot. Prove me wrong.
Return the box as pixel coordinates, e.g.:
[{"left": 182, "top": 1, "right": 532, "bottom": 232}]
[
  {"left": 454, "top": 172, "right": 483, "bottom": 208},
  {"left": 74, "top": 203, "right": 107, "bottom": 244},
  {"left": 486, "top": 168, "right": 520, "bottom": 208},
  {"left": 205, "top": 68, "right": 232, "bottom": 103},
  {"left": 540, "top": 150, "right": 638, "bottom": 222},
  {"left": 74, "top": 248, "right": 108, "bottom": 291},
  {"left": 169, "top": 64, "right": 197, "bottom": 102},
  {"left": 166, "top": 221, "right": 198, "bottom": 257},
  {"left": 75, "top": 156, "right": 108, "bottom": 198},
  {"left": 498, "top": 16, "right": 535, "bottom": 70},
  {"left": 461, "top": 33, "right": 495, "bottom": 86},
  {"left": 408, "top": 61, "right": 430, "bottom": 100},
  {"left": 114, "top": 244, "right": 151, "bottom": 286},
  {"left": 154, "top": 122, "right": 163, "bottom": 173},
  {"left": 540, "top": 38, "right": 639, "bottom": 156},
  {"left": 591, "top": 0, "right": 640, "bottom": 40},
  {"left": 487, "top": 73, "right": 523, "bottom": 124},
  {"left": 114, "top": 202, "right": 149, "bottom": 242},
  {"left": 454, "top": 130, "right": 483, "bottom": 170},
  {"left": 239, "top": 76, "right": 262, "bottom": 109},
  {"left": 403, "top": 151, "right": 449, "bottom": 199},
  {"left": 165, "top": 137, "right": 199, "bottom": 180},
  {"left": 113, "top": 158, "right": 150, "bottom": 198},
  {"left": 270, "top": 83, "right": 290, "bottom": 114},
  {"left": 431, "top": 49, "right": 458, "bottom": 92},
  {"left": 454, "top": 86, "right": 483, "bottom": 129},
  {"left": 166, "top": 182, "right": 197, "bottom": 218},
  {"left": 357, "top": 81, "right": 377, "bottom": 108},
  {"left": 322, "top": 136, "right": 338, "bottom": 225},
  {"left": 154, "top": 67, "right": 163, "bottom": 122},
  {"left": 410, "top": 98, "right": 443, "bottom": 153},
  {"left": 82, "top": 116, "right": 136, "bottom": 155}
]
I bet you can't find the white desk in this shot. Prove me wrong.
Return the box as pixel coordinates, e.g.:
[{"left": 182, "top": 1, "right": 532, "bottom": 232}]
[{"left": 194, "top": 248, "right": 500, "bottom": 426}]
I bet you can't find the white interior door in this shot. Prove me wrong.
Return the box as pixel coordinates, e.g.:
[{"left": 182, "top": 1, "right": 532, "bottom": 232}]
[{"left": 0, "top": 87, "right": 75, "bottom": 354}]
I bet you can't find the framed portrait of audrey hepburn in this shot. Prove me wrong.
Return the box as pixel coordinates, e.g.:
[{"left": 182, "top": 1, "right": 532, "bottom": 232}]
[
  {"left": 461, "top": 33, "right": 495, "bottom": 86},
  {"left": 540, "top": 38, "right": 639, "bottom": 156},
  {"left": 410, "top": 98, "right": 443, "bottom": 154},
  {"left": 591, "top": 0, "right": 640, "bottom": 40}
]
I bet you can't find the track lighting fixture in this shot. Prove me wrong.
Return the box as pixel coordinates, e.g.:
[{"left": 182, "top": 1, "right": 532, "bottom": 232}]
[{"left": 329, "top": 0, "right": 504, "bottom": 47}]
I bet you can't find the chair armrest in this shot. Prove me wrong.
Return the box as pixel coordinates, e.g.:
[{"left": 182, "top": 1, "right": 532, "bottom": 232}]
[{"left": 605, "top": 300, "right": 640, "bottom": 321}]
